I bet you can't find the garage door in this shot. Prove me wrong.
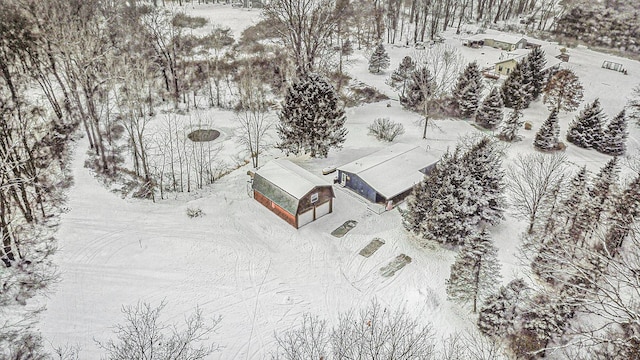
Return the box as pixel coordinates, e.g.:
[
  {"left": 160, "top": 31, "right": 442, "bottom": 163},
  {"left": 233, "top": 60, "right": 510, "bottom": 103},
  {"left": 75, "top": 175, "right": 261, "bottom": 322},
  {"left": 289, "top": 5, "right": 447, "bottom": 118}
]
[
  {"left": 315, "top": 201, "right": 331, "bottom": 219},
  {"left": 298, "top": 208, "right": 314, "bottom": 228}
]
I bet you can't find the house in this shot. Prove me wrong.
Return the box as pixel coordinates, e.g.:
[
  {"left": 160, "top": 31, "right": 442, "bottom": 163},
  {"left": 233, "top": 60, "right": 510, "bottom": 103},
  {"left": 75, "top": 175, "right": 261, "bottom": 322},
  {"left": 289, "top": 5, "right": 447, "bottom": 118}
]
[
  {"left": 252, "top": 159, "right": 334, "bottom": 228},
  {"left": 494, "top": 49, "right": 529, "bottom": 75},
  {"left": 484, "top": 34, "right": 527, "bottom": 51},
  {"left": 494, "top": 46, "right": 563, "bottom": 76},
  {"left": 336, "top": 143, "right": 439, "bottom": 206}
]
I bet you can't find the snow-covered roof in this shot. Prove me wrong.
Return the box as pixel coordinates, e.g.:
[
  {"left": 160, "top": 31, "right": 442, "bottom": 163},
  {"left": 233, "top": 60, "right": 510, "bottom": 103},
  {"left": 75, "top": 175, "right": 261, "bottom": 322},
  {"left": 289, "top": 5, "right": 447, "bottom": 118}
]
[
  {"left": 255, "top": 158, "right": 331, "bottom": 199},
  {"left": 339, "top": 144, "right": 439, "bottom": 200},
  {"left": 462, "top": 34, "right": 486, "bottom": 42},
  {"left": 495, "top": 49, "right": 529, "bottom": 64},
  {"left": 491, "top": 34, "right": 526, "bottom": 45}
]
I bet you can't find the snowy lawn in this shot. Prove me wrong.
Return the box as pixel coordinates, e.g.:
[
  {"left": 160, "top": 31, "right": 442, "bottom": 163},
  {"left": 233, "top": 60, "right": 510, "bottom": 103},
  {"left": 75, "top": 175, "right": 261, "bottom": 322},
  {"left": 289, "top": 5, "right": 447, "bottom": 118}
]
[{"left": 37, "top": 3, "right": 640, "bottom": 358}]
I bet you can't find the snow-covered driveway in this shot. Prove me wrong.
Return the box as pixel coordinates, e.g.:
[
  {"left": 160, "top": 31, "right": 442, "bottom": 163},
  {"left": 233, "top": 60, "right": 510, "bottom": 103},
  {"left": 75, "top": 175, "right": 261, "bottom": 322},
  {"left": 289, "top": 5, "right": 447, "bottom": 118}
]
[{"left": 38, "top": 138, "right": 466, "bottom": 359}]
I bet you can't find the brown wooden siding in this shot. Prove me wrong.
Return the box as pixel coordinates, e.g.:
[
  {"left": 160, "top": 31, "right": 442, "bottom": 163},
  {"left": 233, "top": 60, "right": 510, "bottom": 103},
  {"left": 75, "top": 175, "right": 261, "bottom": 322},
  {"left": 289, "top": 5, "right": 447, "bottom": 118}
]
[
  {"left": 254, "top": 190, "right": 297, "bottom": 228},
  {"left": 298, "top": 186, "right": 334, "bottom": 214}
]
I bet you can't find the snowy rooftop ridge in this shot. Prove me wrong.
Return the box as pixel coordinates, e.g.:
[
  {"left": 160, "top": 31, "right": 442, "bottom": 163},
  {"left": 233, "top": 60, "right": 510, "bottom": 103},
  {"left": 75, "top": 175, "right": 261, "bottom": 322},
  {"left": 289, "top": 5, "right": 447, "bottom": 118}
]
[
  {"left": 255, "top": 158, "right": 331, "bottom": 199},
  {"left": 339, "top": 144, "right": 440, "bottom": 199}
]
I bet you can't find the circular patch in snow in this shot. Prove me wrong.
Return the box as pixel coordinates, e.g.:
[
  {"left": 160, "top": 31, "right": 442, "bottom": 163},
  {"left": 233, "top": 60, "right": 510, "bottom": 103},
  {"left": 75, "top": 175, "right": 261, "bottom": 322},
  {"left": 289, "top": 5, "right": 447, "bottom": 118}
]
[{"left": 187, "top": 129, "right": 220, "bottom": 142}]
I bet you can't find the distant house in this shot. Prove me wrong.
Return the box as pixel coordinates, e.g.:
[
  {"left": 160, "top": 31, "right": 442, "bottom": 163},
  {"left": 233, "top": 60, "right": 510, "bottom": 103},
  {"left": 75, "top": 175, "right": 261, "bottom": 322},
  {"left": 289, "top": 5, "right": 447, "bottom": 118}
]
[
  {"left": 337, "top": 144, "right": 439, "bottom": 206},
  {"left": 252, "top": 159, "right": 334, "bottom": 228},
  {"left": 494, "top": 47, "right": 563, "bottom": 76},
  {"left": 494, "top": 49, "right": 529, "bottom": 75},
  {"left": 484, "top": 34, "right": 527, "bottom": 51}
]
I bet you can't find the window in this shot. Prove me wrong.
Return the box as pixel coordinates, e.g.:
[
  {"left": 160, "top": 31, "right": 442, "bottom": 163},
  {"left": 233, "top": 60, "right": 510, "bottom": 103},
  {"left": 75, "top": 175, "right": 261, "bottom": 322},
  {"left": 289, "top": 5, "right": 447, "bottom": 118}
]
[{"left": 310, "top": 193, "right": 319, "bottom": 203}]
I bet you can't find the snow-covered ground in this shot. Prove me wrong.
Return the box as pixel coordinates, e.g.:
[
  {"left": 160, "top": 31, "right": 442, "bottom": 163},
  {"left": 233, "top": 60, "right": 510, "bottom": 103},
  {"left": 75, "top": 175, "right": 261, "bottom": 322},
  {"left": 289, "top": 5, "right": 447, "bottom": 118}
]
[{"left": 36, "top": 4, "right": 640, "bottom": 358}]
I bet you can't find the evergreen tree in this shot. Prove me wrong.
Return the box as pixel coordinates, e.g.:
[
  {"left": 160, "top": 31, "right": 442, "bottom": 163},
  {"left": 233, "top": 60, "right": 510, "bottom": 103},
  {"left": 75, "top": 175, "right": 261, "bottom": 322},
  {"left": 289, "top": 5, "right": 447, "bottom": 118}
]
[
  {"left": 561, "top": 166, "right": 590, "bottom": 242},
  {"left": 518, "top": 293, "right": 573, "bottom": 356},
  {"left": 368, "top": 44, "right": 390, "bottom": 74},
  {"left": 422, "top": 148, "right": 480, "bottom": 245},
  {"left": 447, "top": 229, "right": 502, "bottom": 313},
  {"left": 501, "top": 59, "right": 530, "bottom": 109},
  {"left": 543, "top": 69, "right": 584, "bottom": 112},
  {"left": 463, "top": 137, "right": 505, "bottom": 225},
  {"left": 276, "top": 73, "right": 347, "bottom": 158},
  {"left": 399, "top": 67, "right": 433, "bottom": 112},
  {"left": 341, "top": 38, "right": 353, "bottom": 59},
  {"left": 475, "top": 87, "right": 504, "bottom": 129},
  {"left": 403, "top": 151, "right": 451, "bottom": 235},
  {"left": 599, "top": 110, "right": 628, "bottom": 156},
  {"left": 519, "top": 57, "right": 536, "bottom": 107},
  {"left": 533, "top": 108, "right": 560, "bottom": 151},
  {"left": 452, "top": 61, "right": 483, "bottom": 118},
  {"left": 604, "top": 173, "right": 640, "bottom": 252},
  {"left": 588, "top": 157, "right": 620, "bottom": 226},
  {"left": 498, "top": 108, "right": 523, "bottom": 142},
  {"left": 390, "top": 56, "right": 415, "bottom": 97},
  {"left": 566, "top": 99, "right": 605, "bottom": 149},
  {"left": 478, "top": 279, "right": 528, "bottom": 338},
  {"left": 526, "top": 47, "right": 547, "bottom": 99},
  {"left": 628, "top": 84, "right": 640, "bottom": 125}
]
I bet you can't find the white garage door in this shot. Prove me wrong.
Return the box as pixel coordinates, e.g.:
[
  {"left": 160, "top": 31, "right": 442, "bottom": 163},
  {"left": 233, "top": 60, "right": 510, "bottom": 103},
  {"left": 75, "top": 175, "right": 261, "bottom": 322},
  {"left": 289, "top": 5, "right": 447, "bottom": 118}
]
[
  {"left": 316, "top": 201, "right": 331, "bottom": 219},
  {"left": 298, "top": 209, "right": 314, "bottom": 228}
]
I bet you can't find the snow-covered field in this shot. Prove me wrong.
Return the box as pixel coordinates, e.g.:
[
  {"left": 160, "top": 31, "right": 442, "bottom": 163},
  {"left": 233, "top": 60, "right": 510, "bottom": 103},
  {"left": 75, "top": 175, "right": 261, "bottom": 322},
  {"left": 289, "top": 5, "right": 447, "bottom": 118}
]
[{"left": 36, "top": 4, "right": 640, "bottom": 358}]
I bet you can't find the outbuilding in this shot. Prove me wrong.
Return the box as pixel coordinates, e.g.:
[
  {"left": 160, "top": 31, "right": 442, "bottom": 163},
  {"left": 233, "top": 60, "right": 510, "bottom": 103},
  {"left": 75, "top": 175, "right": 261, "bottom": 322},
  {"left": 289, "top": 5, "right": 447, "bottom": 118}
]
[
  {"left": 252, "top": 159, "right": 334, "bottom": 228},
  {"left": 337, "top": 144, "right": 439, "bottom": 206}
]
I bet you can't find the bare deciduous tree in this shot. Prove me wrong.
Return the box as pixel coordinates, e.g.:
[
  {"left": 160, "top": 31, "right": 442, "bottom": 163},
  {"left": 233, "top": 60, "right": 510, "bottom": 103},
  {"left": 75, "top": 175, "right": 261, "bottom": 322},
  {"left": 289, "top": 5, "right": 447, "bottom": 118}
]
[
  {"left": 273, "top": 301, "right": 436, "bottom": 360},
  {"left": 235, "top": 70, "right": 273, "bottom": 168},
  {"left": 263, "top": 0, "right": 347, "bottom": 74},
  {"left": 507, "top": 153, "right": 567, "bottom": 234},
  {"left": 97, "top": 301, "right": 221, "bottom": 360}
]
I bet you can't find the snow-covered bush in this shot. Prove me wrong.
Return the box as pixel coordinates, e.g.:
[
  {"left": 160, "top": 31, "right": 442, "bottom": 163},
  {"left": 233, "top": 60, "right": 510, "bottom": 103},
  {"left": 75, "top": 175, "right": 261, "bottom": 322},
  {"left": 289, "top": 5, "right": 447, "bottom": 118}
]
[
  {"left": 186, "top": 207, "right": 205, "bottom": 218},
  {"left": 368, "top": 118, "right": 405, "bottom": 142}
]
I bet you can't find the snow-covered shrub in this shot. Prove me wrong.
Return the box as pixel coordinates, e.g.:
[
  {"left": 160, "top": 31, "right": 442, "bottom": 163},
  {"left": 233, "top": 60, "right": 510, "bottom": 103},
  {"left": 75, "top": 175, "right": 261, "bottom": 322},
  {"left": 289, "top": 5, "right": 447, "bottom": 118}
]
[
  {"left": 186, "top": 207, "right": 204, "bottom": 218},
  {"left": 368, "top": 118, "right": 405, "bottom": 142}
]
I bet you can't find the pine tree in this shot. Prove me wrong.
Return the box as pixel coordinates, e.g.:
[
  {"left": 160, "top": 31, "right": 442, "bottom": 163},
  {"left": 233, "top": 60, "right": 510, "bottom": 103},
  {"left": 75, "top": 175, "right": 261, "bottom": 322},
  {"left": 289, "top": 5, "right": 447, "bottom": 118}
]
[
  {"left": 518, "top": 293, "right": 574, "bottom": 355},
  {"left": 501, "top": 59, "right": 530, "bottom": 109},
  {"left": 390, "top": 56, "right": 415, "bottom": 97},
  {"left": 463, "top": 137, "right": 505, "bottom": 225},
  {"left": 452, "top": 61, "right": 483, "bottom": 118},
  {"left": 526, "top": 47, "right": 547, "bottom": 99},
  {"left": 628, "top": 84, "right": 640, "bottom": 125},
  {"left": 422, "top": 148, "right": 480, "bottom": 245},
  {"left": 447, "top": 229, "right": 502, "bottom": 313},
  {"left": 368, "top": 44, "right": 390, "bottom": 74},
  {"left": 399, "top": 67, "right": 433, "bottom": 112},
  {"left": 478, "top": 279, "right": 528, "bottom": 338},
  {"left": 599, "top": 110, "right": 628, "bottom": 156},
  {"left": 566, "top": 99, "right": 605, "bottom": 149},
  {"left": 403, "top": 151, "right": 451, "bottom": 235},
  {"left": 533, "top": 108, "right": 560, "bottom": 151},
  {"left": 475, "top": 88, "right": 504, "bottom": 129},
  {"left": 519, "top": 57, "right": 536, "bottom": 107},
  {"left": 277, "top": 73, "right": 347, "bottom": 158},
  {"left": 341, "top": 38, "right": 353, "bottom": 59},
  {"left": 543, "top": 69, "right": 584, "bottom": 112},
  {"left": 605, "top": 173, "right": 640, "bottom": 252},
  {"left": 561, "top": 166, "right": 590, "bottom": 242},
  {"left": 588, "top": 157, "right": 620, "bottom": 226},
  {"left": 498, "top": 108, "right": 523, "bottom": 142}
]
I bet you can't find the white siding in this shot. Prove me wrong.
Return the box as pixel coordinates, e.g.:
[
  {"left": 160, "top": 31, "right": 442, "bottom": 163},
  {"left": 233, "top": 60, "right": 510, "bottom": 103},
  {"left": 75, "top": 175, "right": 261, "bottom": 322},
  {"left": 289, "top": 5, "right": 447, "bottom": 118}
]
[
  {"left": 316, "top": 201, "right": 331, "bottom": 219},
  {"left": 298, "top": 209, "right": 314, "bottom": 228}
]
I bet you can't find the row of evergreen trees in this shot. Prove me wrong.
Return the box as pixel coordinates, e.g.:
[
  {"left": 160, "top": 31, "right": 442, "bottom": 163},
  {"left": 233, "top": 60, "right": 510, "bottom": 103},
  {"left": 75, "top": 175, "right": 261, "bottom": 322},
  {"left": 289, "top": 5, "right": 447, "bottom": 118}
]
[
  {"left": 566, "top": 99, "right": 628, "bottom": 156},
  {"left": 476, "top": 156, "right": 640, "bottom": 357},
  {"left": 402, "top": 137, "right": 505, "bottom": 246}
]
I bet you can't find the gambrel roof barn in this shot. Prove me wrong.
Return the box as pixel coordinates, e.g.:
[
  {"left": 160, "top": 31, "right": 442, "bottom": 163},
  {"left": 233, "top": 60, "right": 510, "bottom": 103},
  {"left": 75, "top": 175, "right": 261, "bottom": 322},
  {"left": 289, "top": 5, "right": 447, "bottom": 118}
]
[{"left": 252, "top": 159, "right": 334, "bottom": 228}]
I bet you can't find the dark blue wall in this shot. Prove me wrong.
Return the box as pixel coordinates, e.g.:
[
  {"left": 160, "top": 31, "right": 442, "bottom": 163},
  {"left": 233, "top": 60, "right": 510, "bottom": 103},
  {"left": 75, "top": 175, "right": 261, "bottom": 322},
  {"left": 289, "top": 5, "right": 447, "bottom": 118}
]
[{"left": 338, "top": 170, "right": 378, "bottom": 203}]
